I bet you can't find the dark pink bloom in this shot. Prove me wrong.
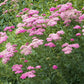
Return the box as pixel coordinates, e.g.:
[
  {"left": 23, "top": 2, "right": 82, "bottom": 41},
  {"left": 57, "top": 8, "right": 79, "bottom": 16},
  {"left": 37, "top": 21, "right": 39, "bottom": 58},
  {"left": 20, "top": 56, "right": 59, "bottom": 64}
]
[
  {"left": 11, "top": 26, "right": 15, "bottom": 29},
  {"left": 53, "top": 65, "right": 58, "bottom": 69},
  {"left": 24, "top": 60, "right": 28, "bottom": 62},
  {"left": 9, "top": 29, "right": 12, "bottom": 32},
  {"left": 50, "top": 7, "right": 57, "bottom": 11},
  {"left": 42, "top": 14, "right": 46, "bottom": 16},
  {"left": 70, "top": 38, "right": 74, "bottom": 41},
  {"left": 25, "top": 42, "right": 29, "bottom": 46}
]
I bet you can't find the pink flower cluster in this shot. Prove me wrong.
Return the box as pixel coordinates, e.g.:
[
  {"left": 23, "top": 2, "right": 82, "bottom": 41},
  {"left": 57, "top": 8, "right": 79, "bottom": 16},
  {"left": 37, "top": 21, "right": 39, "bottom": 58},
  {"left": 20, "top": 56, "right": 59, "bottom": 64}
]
[
  {"left": 20, "top": 38, "right": 43, "bottom": 55},
  {"left": 15, "top": 2, "right": 83, "bottom": 36},
  {"left": 82, "top": 26, "right": 84, "bottom": 35},
  {"left": 27, "top": 65, "right": 41, "bottom": 70},
  {"left": 46, "top": 30, "right": 64, "bottom": 42},
  {"left": 12, "top": 64, "right": 23, "bottom": 74},
  {"left": 79, "top": 14, "right": 84, "bottom": 22},
  {"left": 73, "top": 25, "right": 81, "bottom": 29},
  {"left": 0, "top": 43, "right": 18, "bottom": 64},
  {"left": 4, "top": 26, "right": 15, "bottom": 32},
  {"left": 16, "top": 11, "right": 47, "bottom": 35},
  {"left": 0, "top": 32, "right": 8, "bottom": 44},
  {"left": 15, "top": 7, "right": 60, "bottom": 36},
  {"left": 76, "top": 33, "right": 81, "bottom": 36},
  {"left": 22, "top": 8, "right": 30, "bottom": 12},
  {"left": 12, "top": 64, "right": 41, "bottom": 79},
  {"left": 62, "top": 43, "right": 80, "bottom": 54},
  {"left": 0, "top": 0, "right": 8, "bottom": 7},
  {"left": 20, "top": 65, "right": 41, "bottom": 79},
  {"left": 48, "top": 3, "right": 83, "bottom": 26},
  {"left": 82, "top": 7, "right": 84, "bottom": 10},
  {"left": 45, "top": 42, "right": 56, "bottom": 47},
  {"left": 15, "top": 27, "right": 27, "bottom": 34},
  {"left": 45, "top": 30, "right": 64, "bottom": 47},
  {"left": 20, "top": 70, "right": 36, "bottom": 79},
  {"left": 50, "top": 7, "right": 57, "bottom": 12}
]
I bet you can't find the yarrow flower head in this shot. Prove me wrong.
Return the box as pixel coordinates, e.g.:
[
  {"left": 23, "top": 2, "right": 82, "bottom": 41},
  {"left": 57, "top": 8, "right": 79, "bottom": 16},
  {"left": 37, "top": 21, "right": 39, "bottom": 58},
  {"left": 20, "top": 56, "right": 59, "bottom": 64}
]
[
  {"left": 0, "top": 43, "right": 18, "bottom": 64},
  {"left": 20, "top": 70, "right": 36, "bottom": 79},
  {"left": 53, "top": 65, "right": 58, "bottom": 69},
  {"left": 0, "top": 32, "right": 8, "bottom": 44},
  {"left": 73, "top": 25, "right": 81, "bottom": 29},
  {"left": 62, "top": 43, "right": 80, "bottom": 54},
  {"left": 12, "top": 64, "right": 23, "bottom": 74}
]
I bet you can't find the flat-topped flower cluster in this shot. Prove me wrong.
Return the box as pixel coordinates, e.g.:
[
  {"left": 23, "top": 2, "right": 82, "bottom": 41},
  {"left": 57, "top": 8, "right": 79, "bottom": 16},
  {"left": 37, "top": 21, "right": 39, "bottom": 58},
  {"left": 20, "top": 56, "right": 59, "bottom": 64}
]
[{"left": 0, "top": 2, "right": 84, "bottom": 80}]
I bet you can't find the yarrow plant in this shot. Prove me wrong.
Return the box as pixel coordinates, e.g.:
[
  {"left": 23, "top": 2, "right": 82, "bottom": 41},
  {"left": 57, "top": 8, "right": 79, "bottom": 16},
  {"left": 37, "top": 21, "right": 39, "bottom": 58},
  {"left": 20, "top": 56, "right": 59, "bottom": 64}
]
[{"left": 0, "top": 1, "right": 84, "bottom": 84}]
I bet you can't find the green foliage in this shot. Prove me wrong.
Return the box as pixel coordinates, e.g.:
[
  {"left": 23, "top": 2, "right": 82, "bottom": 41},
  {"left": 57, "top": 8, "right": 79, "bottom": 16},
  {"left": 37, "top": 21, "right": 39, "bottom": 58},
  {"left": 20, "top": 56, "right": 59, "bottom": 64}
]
[{"left": 0, "top": 0, "right": 84, "bottom": 84}]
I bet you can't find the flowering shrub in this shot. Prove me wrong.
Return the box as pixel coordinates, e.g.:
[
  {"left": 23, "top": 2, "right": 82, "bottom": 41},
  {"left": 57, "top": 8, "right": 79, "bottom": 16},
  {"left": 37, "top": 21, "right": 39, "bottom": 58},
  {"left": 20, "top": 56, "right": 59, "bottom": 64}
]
[{"left": 0, "top": 0, "right": 84, "bottom": 84}]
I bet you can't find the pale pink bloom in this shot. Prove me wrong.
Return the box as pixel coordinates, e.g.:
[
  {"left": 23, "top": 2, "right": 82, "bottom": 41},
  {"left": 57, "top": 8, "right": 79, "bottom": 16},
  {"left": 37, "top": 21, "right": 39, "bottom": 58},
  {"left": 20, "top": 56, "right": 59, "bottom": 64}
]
[
  {"left": 73, "top": 25, "right": 81, "bottom": 29},
  {"left": 19, "top": 12, "right": 23, "bottom": 15},
  {"left": 30, "top": 3, "right": 33, "bottom": 5},
  {"left": 79, "top": 14, "right": 84, "bottom": 22},
  {"left": 15, "top": 70, "right": 23, "bottom": 74},
  {"left": 62, "top": 46, "right": 72, "bottom": 52},
  {"left": 83, "top": 25, "right": 84, "bottom": 28},
  {"left": 69, "top": 44, "right": 80, "bottom": 48},
  {"left": 62, "top": 43, "right": 69, "bottom": 47},
  {"left": 28, "top": 10, "right": 39, "bottom": 15},
  {"left": 30, "top": 39, "right": 43, "bottom": 48},
  {"left": 28, "top": 74, "right": 36, "bottom": 78},
  {"left": 46, "top": 38, "right": 52, "bottom": 42},
  {"left": 20, "top": 45, "right": 32, "bottom": 55},
  {"left": 2, "top": 58, "right": 10, "bottom": 64},
  {"left": 64, "top": 50, "right": 72, "bottom": 54},
  {"left": 20, "top": 70, "right": 36, "bottom": 79},
  {"left": 82, "top": 29, "right": 84, "bottom": 32},
  {"left": 35, "top": 65, "right": 41, "bottom": 69},
  {"left": 54, "top": 0, "right": 58, "bottom": 1},
  {"left": 27, "top": 66, "right": 34, "bottom": 70},
  {"left": 16, "top": 15, "right": 21, "bottom": 17},
  {"left": 57, "top": 30, "right": 64, "bottom": 35},
  {"left": 46, "top": 30, "right": 64, "bottom": 42},
  {"left": 47, "top": 20, "right": 57, "bottom": 26},
  {"left": 82, "top": 7, "right": 84, "bottom": 10},
  {"left": 45, "top": 42, "right": 56, "bottom": 47},
  {"left": 0, "top": 32, "right": 8, "bottom": 44},
  {"left": 62, "top": 43, "right": 80, "bottom": 54},
  {"left": 0, "top": 55, "right": 3, "bottom": 58},
  {"left": 76, "top": 33, "right": 81, "bottom": 36},
  {"left": 0, "top": 43, "right": 18, "bottom": 64}
]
